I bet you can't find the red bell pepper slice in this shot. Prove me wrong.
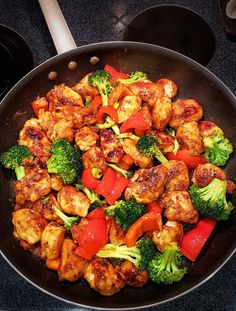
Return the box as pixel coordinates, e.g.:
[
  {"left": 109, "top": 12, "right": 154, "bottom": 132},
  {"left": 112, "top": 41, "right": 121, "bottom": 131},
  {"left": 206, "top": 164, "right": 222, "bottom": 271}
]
[
  {"left": 108, "top": 84, "right": 133, "bottom": 106},
  {"left": 91, "top": 95, "right": 102, "bottom": 111},
  {"left": 31, "top": 97, "right": 49, "bottom": 117},
  {"left": 120, "top": 111, "right": 150, "bottom": 133},
  {"left": 86, "top": 206, "right": 106, "bottom": 220},
  {"left": 118, "top": 154, "right": 134, "bottom": 170},
  {"left": 166, "top": 150, "right": 207, "bottom": 169},
  {"left": 97, "top": 106, "right": 118, "bottom": 124},
  {"left": 81, "top": 168, "right": 101, "bottom": 190},
  {"left": 125, "top": 212, "right": 162, "bottom": 247},
  {"left": 104, "top": 64, "right": 128, "bottom": 83},
  {"left": 181, "top": 218, "right": 217, "bottom": 262},
  {"left": 75, "top": 218, "right": 108, "bottom": 260},
  {"left": 105, "top": 175, "right": 129, "bottom": 205},
  {"left": 147, "top": 200, "right": 162, "bottom": 214}
]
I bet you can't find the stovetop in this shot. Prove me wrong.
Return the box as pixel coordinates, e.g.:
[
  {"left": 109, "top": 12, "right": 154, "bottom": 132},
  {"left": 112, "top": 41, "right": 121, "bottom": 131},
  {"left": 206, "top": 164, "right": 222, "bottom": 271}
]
[{"left": 0, "top": 0, "right": 235, "bottom": 310}]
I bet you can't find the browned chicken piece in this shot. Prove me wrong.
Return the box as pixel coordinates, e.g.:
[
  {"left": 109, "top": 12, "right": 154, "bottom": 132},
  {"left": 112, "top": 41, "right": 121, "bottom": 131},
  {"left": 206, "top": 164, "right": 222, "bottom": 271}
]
[
  {"left": 156, "top": 78, "right": 178, "bottom": 99},
  {"left": 161, "top": 191, "right": 199, "bottom": 224},
  {"left": 18, "top": 118, "right": 51, "bottom": 157},
  {"left": 192, "top": 163, "right": 226, "bottom": 188},
  {"left": 128, "top": 80, "right": 164, "bottom": 106},
  {"left": 32, "top": 194, "right": 61, "bottom": 221},
  {"left": 163, "top": 160, "right": 190, "bottom": 191},
  {"left": 176, "top": 121, "right": 204, "bottom": 155},
  {"left": 84, "top": 258, "right": 125, "bottom": 296},
  {"left": 169, "top": 99, "right": 203, "bottom": 129},
  {"left": 72, "top": 73, "right": 99, "bottom": 100},
  {"left": 47, "top": 84, "right": 84, "bottom": 111},
  {"left": 57, "top": 186, "right": 90, "bottom": 217},
  {"left": 117, "top": 95, "right": 142, "bottom": 123},
  {"left": 38, "top": 110, "right": 74, "bottom": 142},
  {"left": 15, "top": 168, "right": 51, "bottom": 205},
  {"left": 31, "top": 96, "right": 49, "bottom": 113},
  {"left": 46, "top": 257, "right": 61, "bottom": 271},
  {"left": 12, "top": 208, "right": 48, "bottom": 244},
  {"left": 156, "top": 131, "right": 175, "bottom": 153},
  {"left": 152, "top": 221, "right": 184, "bottom": 253},
  {"left": 108, "top": 217, "right": 126, "bottom": 245},
  {"left": 50, "top": 174, "right": 64, "bottom": 192},
  {"left": 141, "top": 104, "right": 153, "bottom": 128},
  {"left": 41, "top": 222, "right": 65, "bottom": 260},
  {"left": 118, "top": 260, "right": 149, "bottom": 287},
  {"left": 100, "top": 129, "right": 124, "bottom": 163},
  {"left": 75, "top": 126, "right": 99, "bottom": 151},
  {"left": 198, "top": 120, "right": 224, "bottom": 138},
  {"left": 125, "top": 165, "right": 168, "bottom": 203},
  {"left": 82, "top": 146, "right": 107, "bottom": 173},
  {"left": 152, "top": 97, "right": 172, "bottom": 131},
  {"left": 24, "top": 156, "right": 48, "bottom": 173},
  {"left": 123, "top": 138, "right": 153, "bottom": 168},
  {"left": 59, "top": 239, "right": 88, "bottom": 282}
]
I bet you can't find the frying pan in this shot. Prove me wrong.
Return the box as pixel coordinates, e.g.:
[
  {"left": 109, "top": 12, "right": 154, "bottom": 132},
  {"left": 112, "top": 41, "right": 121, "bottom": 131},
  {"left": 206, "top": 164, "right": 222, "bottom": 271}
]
[{"left": 0, "top": 1, "right": 236, "bottom": 309}]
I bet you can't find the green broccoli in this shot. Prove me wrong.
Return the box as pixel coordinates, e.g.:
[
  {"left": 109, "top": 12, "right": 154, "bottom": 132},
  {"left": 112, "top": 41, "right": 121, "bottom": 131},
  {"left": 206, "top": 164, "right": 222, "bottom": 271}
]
[
  {"left": 53, "top": 205, "right": 79, "bottom": 230},
  {"left": 96, "top": 237, "right": 156, "bottom": 270},
  {"left": 88, "top": 70, "right": 114, "bottom": 106},
  {"left": 136, "top": 133, "right": 168, "bottom": 164},
  {"left": 203, "top": 134, "right": 233, "bottom": 166},
  {"left": 107, "top": 163, "right": 133, "bottom": 178},
  {"left": 75, "top": 183, "right": 106, "bottom": 211},
  {"left": 105, "top": 198, "right": 147, "bottom": 230},
  {"left": 147, "top": 243, "right": 187, "bottom": 284},
  {"left": 189, "top": 178, "right": 234, "bottom": 221},
  {"left": 97, "top": 116, "right": 116, "bottom": 129},
  {"left": 118, "top": 71, "right": 147, "bottom": 85},
  {"left": 47, "top": 138, "right": 83, "bottom": 185},
  {"left": 0, "top": 144, "right": 33, "bottom": 180}
]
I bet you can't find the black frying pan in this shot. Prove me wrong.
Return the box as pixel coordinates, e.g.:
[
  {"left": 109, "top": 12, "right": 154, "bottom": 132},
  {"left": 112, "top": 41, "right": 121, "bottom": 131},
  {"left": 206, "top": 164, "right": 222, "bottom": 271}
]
[{"left": 0, "top": 3, "right": 236, "bottom": 311}]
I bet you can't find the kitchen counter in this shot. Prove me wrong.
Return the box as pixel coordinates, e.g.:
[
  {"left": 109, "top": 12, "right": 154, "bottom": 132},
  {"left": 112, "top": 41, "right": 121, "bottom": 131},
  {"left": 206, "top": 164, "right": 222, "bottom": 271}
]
[{"left": 0, "top": 0, "right": 235, "bottom": 310}]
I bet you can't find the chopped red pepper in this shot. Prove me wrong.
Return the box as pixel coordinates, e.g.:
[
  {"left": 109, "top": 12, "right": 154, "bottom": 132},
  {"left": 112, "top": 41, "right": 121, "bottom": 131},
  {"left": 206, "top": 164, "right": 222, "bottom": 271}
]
[
  {"left": 31, "top": 97, "right": 49, "bottom": 117},
  {"left": 120, "top": 111, "right": 150, "bottom": 133},
  {"left": 105, "top": 175, "right": 129, "bottom": 205},
  {"left": 108, "top": 84, "right": 133, "bottom": 106},
  {"left": 97, "top": 106, "right": 118, "bottom": 124},
  {"left": 166, "top": 150, "right": 207, "bottom": 169},
  {"left": 181, "top": 218, "right": 217, "bottom": 262},
  {"left": 86, "top": 206, "right": 106, "bottom": 220},
  {"left": 147, "top": 200, "right": 162, "bottom": 214},
  {"left": 104, "top": 64, "right": 128, "bottom": 83},
  {"left": 81, "top": 168, "right": 101, "bottom": 190},
  {"left": 91, "top": 95, "right": 102, "bottom": 111},
  {"left": 118, "top": 154, "right": 134, "bottom": 170}
]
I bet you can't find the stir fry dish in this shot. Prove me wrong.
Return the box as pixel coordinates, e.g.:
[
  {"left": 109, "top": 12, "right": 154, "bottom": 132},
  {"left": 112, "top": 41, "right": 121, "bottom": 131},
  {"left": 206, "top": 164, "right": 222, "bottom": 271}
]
[{"left": 1, "top": 64, "right": 235, "bottom": 296}]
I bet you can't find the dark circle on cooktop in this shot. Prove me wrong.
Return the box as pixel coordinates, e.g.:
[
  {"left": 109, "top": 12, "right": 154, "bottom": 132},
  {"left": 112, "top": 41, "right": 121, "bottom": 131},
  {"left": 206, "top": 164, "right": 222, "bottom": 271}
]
[
  {"left": 0, "top": 24, "right": 33, "bottom": 100},
  {"left": 123, "top": 5, "right": 216, "bottom": 66}
]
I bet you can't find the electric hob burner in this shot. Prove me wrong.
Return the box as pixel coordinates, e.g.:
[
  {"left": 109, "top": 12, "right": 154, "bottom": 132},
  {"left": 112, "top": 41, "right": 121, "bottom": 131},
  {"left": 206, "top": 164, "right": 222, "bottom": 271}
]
[
  {"left": 0, "top": 25, "right": 33, "bottom": 100},
  {"left": 123, "top": 5, "right": 216, "bottom": 66}
]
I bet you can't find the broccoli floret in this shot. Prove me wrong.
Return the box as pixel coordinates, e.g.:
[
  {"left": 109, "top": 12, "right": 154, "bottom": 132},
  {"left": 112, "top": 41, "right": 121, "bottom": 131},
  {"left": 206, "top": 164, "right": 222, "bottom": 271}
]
[
  {"left": 53, "top": 205, "right": 79, "bottom": 230},
  {"left": 147, "top": 243, "right": 187, "bottom": 284},
  {"left": 47, "top": 138, "right": 83, "bottom": 185},
  {"left": 118, "top": 71, "right": 147, "bottom": 85},
  {"left": 88, "top": 70, "right": 113, "bottom": 106},
  {"left": 203, "top": 135, "right": 233, "bottom": 166},
  {"left": 0, "top": 145, "right": 33, "bottom": 180},
  {"left": 189, "top": 178, "right": 234, "bottom": 221},
  {"left": 136, "top": 133, "right": 168, "bottom": 164},
  {"left": 107, "top": 163, "right": 133, "bottom": 178},
  {"left": 75, "top": 183, "right": 106, "bottom": 211},
  {"left": 96, "top": 237, "right": 156, "bottom": 270},
  {"left": 105, "top": 199, "right": 147, "bottom": 230}
]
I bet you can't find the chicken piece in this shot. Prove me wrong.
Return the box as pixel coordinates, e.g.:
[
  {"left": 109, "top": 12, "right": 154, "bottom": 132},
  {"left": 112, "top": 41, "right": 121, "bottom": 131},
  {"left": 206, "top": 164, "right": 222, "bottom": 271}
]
[
  {"left": 70, "top": 218, "right": 89, "bottom": 243},
  {"left": 161, "top": 191, "right": 199, "bottom": 224},
  {"left": 18, "top": 118, "right": 51, "bottom": 157},
  {"left": 38, "top": 110, "right": 74, "bottom": 142},
  {"left": 41, "top": 222, "right": 65, "bottom": 260},
  {"left": 152, "top": 221, "right": 184, "bottom": 253},
  {"left": 156, "top": 78, "right": 178, "bottom": 99},
  {"left": 59, "top": 239, "right": 88, "bottom": 282},
  {"left": 47, "top": 83, "right": 84, "bottom": 111},
  {"left": 46, "top": 257, "right": 61, "bottom": 271},
  {"left": 84, "top": 258, "right": 125, "bottom": 296},
  {"left": 24, "top": 156, "right": 48, "bottom": 173},
  {"left": 128, "top": 80, "right": 164, "bottom": 106},
  {"left": 163, "top": 160, "right": 189, "bottom": 191},
  {"left": 72, "top": 73, "right": 99, "bottom": 100},
  {"left": 12, "top": 208, "right": 48, "bottom": 244},
  {"left": 118, "top": 260, "right": 149, "bottom": 287},
  {"left": 117, "top": 95, "right": 142, "bottom": 123},
  {"left": 57, "top": 185, "right": 90, "bottom": 217},
  {"left": 169, "top": 99, "right": 203, "bottom": 129},
  {"left": 123, "top": 138, "right": 153, "bottom": 168},
  {"left": 198, "top": 121, "right": 224, "bottom": 138},
  {"left": 192, "top": 163, "right": 226, "bottom": 188},
  {"left": 50, "top": 174, "right": 64, "bottom": 192},
  {"left": 32, "top": 194, "right": 61, "bottom": 221},
  {"left": 100, "top": 129, "right": 124, "bottom": 163},
  {"left": 152, "top": 97, "right": 172, "bottom": 131},
  {"left": 82, "top": 146, "right": 107, "bottom": 173},
  {"left": 15, "top": 168, "right": 51, "bottom": 205},
  {"left": 141, "top": 104, "right": 153, "bottom": 128},
  {"left": 156, "top": 131, "right": 175, "bottom": 153},
  {"left": 75, "top": 126, "right": 99, "bottom": 151},
  {"left": 176, "top": 121, "right": 204, "bottom": 155},
  {"left": 125, "top": 165, "right": 168, "bottom": 203},
  {"left": 108, "top": 217, "right": 126, "bottom": 245}
]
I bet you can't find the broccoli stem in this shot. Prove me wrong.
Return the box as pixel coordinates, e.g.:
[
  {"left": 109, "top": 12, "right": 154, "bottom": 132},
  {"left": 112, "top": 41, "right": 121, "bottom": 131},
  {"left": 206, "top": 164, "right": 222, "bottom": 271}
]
[
  {"left": 15, "top": 166, "right": 26, "bottom": 180},
  {"left": 53, "top": 205, "right": 79, "bottom": 230},
  {"left": 154, "top": 148, "right": 168, "bottom": 164},
  {"left": 107, "top": 163, "right": 132, "bottom": 178}
]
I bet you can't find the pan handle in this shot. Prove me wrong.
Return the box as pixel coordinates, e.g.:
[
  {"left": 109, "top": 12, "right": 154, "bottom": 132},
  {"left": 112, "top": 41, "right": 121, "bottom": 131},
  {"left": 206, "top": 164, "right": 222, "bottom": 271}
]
[{"left": 38, "top": 0, "right": 77, "bottom": 54}]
